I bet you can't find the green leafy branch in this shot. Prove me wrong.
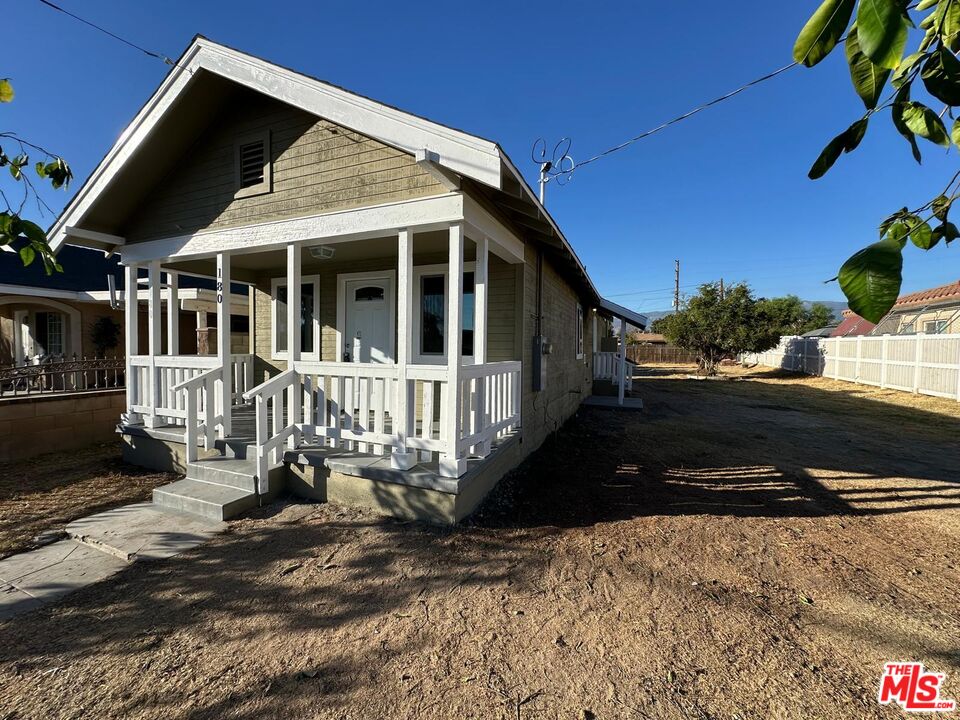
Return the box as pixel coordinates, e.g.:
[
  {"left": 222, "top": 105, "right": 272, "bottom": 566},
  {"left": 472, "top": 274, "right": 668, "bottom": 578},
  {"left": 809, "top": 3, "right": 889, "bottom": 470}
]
[
  {"left": 795, "top": 0, "right": 960, "bottom": 321},
  {"left": 0, "top": 78, "right": 71, "bottom": 275}
]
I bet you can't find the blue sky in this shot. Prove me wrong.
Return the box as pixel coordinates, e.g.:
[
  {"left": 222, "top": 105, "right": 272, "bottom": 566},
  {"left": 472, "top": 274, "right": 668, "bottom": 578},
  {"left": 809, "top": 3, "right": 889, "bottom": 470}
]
[{"left": 5, "top": 0, "right": 959, "bottom": 313}]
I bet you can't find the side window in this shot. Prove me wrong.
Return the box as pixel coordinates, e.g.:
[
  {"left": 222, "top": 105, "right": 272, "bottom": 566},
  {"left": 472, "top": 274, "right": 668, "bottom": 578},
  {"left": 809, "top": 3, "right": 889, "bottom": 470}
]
[
  {"left": 272, "top": 277, "right": 318, "bottom": 358},
  {"left": 576, "top": 303, "right": 584, "bottom": 359}
]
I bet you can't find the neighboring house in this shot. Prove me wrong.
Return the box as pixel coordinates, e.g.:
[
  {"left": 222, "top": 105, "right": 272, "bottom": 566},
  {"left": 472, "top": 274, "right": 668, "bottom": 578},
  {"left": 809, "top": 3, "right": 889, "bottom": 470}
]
[
  {"left": 48, "top": 37, "right": 646, "bottom": 523},
  {"left": 871, "top": 280, "right": 960, "bottom": 335},
  {"left": 629, "top": 332, "right": 667, "bottom": 345},
  {"left": 801, "top": 325, "right": 838, "bottom": 338},
  {"left": 831, "top": 309, "right": 875, "bottom": 337},
  {"left": 0, "top": 244, "right": 126, "bottom": 364}
]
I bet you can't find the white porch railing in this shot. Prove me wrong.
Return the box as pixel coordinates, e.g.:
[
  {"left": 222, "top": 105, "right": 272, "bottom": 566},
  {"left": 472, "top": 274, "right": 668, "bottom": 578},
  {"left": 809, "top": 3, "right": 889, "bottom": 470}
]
[
  {"left": 240, "top": 360, "right": 522, "bottom": 491},
  {"left": 128, "top": 353, "right": 255, "bottom": 427},
  {"left": 593, "top": 351, "right": 634, "bottom": 392},
  {"left": 173, "top": 366, "right": 223, "bottom": 463}
]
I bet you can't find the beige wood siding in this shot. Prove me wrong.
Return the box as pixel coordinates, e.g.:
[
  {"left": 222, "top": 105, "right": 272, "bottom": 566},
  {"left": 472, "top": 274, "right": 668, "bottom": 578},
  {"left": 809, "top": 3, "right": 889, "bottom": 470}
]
[{"left": 122, "top": 89, "right": 446, "bottom": 242}]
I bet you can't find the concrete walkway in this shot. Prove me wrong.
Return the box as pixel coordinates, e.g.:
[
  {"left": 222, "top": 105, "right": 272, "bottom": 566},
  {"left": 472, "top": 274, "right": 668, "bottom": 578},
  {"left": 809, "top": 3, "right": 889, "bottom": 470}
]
[{"left": 0, "top": 503, "right": 225, "bottom": 621}]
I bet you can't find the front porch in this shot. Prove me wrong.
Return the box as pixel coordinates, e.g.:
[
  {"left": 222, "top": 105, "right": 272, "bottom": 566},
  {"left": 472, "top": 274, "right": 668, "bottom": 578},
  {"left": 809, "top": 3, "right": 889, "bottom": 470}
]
[{"left": 119, "top": 217, "right": 525, "bottom": 521}]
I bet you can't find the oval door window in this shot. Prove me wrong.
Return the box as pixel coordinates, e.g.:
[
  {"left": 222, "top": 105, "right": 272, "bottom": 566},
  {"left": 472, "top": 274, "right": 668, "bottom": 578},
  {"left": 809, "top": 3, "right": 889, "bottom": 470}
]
[{"left": 354, "top": 285, "right": 385, "bottom": 302}]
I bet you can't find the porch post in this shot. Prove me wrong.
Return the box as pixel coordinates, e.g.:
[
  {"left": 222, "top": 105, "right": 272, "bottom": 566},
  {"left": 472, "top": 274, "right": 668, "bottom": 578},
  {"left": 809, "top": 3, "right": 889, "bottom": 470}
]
[
  {"left": 217, "top": 252, "right": 232, "bottom": 437},
  {"left": 440, "top": 222, "right": 466, "bottom": 477},
  {"left": 166, "top": 271, "right": 179, "bottom": 356},
  {"left": 473, "top": 235, "right": 490, "bottom": 457},
  {"left": 286, "top": 243, "right": 301, "bottom": 447},
  {"left": 617, "top": 318, "right": 626, "bottom": 406},
  {"left": 195, "top": 311, "right": 206, "bottom": 354},
  {"left": 124, "top": 264, "right": 141, "bottom": 424},
  {"left": 144, "top": 261, "right": 162, "bottom": 427},
  {"left": 391, "top": 228, "right": 417, "bottom": 470}
]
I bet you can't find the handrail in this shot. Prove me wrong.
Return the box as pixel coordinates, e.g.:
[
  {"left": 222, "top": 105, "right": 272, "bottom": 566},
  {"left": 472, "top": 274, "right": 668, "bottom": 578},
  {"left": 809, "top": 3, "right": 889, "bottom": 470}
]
[
  {"left": 172, "top": 365, "right": 221, "bottom": 393},
  {"left": 242, "top": 368, "right": 296, "bottom": 402}
]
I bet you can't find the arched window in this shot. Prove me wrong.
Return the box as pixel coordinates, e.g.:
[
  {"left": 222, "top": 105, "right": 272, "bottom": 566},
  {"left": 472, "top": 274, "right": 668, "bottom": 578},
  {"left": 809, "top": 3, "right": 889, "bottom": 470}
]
[{"left": 354, "top": 285, "right": 385, "bottom": 302}]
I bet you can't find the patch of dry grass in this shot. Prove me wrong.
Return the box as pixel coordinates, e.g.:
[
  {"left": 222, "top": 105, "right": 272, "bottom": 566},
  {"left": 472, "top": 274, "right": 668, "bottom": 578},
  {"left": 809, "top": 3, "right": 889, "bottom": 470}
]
[{"left": 0, "top": 441, "right": 177, "bottom": 558}]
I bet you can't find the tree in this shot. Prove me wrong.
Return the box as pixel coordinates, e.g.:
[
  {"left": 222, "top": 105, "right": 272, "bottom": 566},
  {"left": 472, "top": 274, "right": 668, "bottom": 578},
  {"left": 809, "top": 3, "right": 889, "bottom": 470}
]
[
  {"left": 658, "top": 282, "right": 781, "bottom": 374},
  {"left": 90, "top": 316, "right": 121, "bottom": 357},
  {"left": 794, "top": 0, "right": 960, "bottom": 323},
  {"left": 0, "top": 78, "right": 72, "bottom": 274},
  {"left": 756, "top": 295, "right": 836, "bottom": 335}
]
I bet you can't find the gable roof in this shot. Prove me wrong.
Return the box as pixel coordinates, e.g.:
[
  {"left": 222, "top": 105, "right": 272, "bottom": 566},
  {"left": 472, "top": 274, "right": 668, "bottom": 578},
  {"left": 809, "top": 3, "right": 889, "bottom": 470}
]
[{"left": 50, "top": 36, "right": 638, "bottom": 319}]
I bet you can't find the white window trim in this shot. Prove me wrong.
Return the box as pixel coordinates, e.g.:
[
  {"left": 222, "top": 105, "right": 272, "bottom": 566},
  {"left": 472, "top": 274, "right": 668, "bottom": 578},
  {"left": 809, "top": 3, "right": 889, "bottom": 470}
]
[
  {"left": 412, "top": 262, "right": 476, "bottom": 365},
  {"left": 335, "top": 270, "right": 397, "bottom": 363},
  {"left": 234, "top": 130, "right": 272, "bottom": 199},
  {"left": 576, "top": 303, "right": 584, "bottom": 360},
  {"left": 271, "top": 274, "right": 321, "bottom": 361}
]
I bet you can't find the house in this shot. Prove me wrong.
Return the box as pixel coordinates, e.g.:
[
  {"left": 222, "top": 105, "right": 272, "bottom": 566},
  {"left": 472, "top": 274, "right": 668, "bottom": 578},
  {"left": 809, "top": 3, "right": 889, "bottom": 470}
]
[
  {"left": 831, "top": 309, "right": 875, "bottom": 337},
  {"left": 49, "top": 37, "right": 646, "bottom": 524},
  {"left": 871, "top": 280, "right": 960, "bottom": 335}
]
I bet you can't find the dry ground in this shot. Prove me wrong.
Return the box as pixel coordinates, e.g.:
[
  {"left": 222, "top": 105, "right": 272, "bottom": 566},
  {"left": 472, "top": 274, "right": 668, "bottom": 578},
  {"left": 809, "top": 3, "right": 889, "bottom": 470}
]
[
  {"left": 1, "top": 366, "right": 960, "bottom": 719},
  {"left": 0, "top": 441, "right": 177, "bottom": 559}
]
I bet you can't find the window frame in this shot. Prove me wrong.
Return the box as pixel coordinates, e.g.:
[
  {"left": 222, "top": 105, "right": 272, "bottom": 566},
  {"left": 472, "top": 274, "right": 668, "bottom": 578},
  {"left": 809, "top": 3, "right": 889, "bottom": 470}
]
[
  {"left": 270, "top": 274, "right": 321, "bottom": 361},
  {"left": 234, "top": 130, "right": 272, "bottom": 199},
  {"left": 411, "top": 262, "right": 476, "bottom": 365},
  {"left": 924, "top": 319, "right": 948, "bottom": 334}
]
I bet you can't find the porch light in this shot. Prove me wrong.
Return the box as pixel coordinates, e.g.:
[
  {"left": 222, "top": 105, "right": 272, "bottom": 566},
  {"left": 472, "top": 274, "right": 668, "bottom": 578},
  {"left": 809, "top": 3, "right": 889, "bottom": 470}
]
[{"left": 308, "top": 245, "right": 336, "bottom": 260}]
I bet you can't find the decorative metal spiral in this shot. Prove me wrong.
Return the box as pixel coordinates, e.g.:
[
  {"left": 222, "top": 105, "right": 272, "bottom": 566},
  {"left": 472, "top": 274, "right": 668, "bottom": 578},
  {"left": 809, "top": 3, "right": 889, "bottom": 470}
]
[{"left": 531, "top": 137, "right": 575, "bottom": 186}]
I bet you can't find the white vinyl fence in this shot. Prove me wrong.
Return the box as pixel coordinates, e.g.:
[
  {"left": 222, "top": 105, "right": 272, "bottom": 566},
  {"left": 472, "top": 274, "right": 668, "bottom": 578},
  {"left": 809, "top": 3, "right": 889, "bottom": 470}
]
[{"left": 744, "top": 333, "right": 960, "bottom": 401}]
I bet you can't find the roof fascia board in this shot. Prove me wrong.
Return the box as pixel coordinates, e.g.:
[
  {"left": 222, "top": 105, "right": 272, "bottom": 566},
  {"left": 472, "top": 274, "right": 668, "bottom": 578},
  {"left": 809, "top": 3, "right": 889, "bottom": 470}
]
[
  {"left": 462, "top": 194, "right": 524, "bottom": 264},
  {"left": 118, "top": 193, "right": 464, "bottom": 264}
]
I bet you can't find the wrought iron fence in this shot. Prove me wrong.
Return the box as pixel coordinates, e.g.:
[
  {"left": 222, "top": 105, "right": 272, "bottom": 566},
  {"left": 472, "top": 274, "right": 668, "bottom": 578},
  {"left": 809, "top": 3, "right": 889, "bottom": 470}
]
[{"left": 0, "top": 355, "right": 125, "bottom": 397}]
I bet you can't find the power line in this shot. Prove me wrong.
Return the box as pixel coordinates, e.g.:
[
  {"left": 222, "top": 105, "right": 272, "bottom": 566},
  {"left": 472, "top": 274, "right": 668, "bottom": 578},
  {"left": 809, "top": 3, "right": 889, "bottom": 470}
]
[
  {"left": 36, "top": 0, "right": 177, "bottom": 67},
  {"left": 562, "top": 59, "right": 799, "bottom": 175}
]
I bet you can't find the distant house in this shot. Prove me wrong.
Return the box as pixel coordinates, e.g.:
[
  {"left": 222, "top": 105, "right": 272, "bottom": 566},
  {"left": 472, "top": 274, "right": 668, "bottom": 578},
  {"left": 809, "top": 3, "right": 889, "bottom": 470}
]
[
  {"left": 831, "top": 309, "right": 875, "bottom": 337},
  {"left": 871, "top": 280, "right": 960, "bottom": 335},
  {"left": 629, "top": 332, "right": 667, "bottom": 345}
]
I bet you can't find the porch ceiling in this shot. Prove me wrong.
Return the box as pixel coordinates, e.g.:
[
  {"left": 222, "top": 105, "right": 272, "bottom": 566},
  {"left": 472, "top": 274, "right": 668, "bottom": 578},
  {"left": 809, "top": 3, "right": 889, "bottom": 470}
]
[{"left": 163, "top": 230, "right": 479, "bottom": 280}]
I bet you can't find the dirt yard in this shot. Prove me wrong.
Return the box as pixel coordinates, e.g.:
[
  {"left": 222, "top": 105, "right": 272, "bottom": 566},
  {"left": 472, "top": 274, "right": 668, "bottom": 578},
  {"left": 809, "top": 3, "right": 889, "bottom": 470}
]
[
  {"left": 1, "top": 366, "right": 959, "bottom": 719},
  {"left": 0, "top": 441, "right": 176, "bottom": 559}
]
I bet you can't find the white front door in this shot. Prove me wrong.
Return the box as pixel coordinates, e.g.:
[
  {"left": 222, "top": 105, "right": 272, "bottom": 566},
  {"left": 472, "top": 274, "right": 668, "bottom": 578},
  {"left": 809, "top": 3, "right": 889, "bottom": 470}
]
[{"left": 343, "top": 278, "right": 393, "bottom": 364}]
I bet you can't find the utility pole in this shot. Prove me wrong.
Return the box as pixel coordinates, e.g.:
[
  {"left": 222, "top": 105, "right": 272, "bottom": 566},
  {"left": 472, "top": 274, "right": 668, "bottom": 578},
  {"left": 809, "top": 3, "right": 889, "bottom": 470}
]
[
  {"left": 673, "top": 259, "right": 680, "bottom": 310},
  {"left": 719, "top": 278, "right": 725, "bottom": 301}
]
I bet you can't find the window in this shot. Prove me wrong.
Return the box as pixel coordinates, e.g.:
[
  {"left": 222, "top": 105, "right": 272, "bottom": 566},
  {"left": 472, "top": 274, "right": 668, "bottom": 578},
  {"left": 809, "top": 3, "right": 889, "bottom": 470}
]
[
  {"left": 271, "top": 276, "right": 320, "bottom": 359},
  {"left": 412, "top": 263, "right": 476, "bottom": 363},
  {"left": 35, "top": 311, "right": 65, "bottom": 357},
  {"left": 925, "top": 319, "right": 948, "bottom": 334},
  {"left": 234, "top": 131, "right": 271, "bottom": 198},
  {"left": 576, "top": 303, "right": 584, "bottom": 359},
  {"left": 901, "top": 321, "right": 916, "bottom": 335},
  {"left": 354, "top": 286, "right": 385, "bottom": 302}
]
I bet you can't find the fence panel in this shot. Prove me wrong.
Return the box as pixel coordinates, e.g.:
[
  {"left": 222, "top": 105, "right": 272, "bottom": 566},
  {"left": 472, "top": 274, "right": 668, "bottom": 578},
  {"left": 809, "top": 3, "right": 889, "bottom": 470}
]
[{"left": 744, "top": 333, "right": 960, "bottom": 402}]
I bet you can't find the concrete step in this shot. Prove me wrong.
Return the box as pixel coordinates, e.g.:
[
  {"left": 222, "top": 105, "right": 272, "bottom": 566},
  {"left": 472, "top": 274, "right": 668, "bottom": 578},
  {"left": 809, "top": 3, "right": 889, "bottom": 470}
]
[
  {"left": 153, "top": 478, "right": 259, "bottom": 521},
  {"left": 215, "top": 437, "right": 256, "bottom": 460},
  {"left": 186, "top": 456, "right": 258, "bottom": 492}
]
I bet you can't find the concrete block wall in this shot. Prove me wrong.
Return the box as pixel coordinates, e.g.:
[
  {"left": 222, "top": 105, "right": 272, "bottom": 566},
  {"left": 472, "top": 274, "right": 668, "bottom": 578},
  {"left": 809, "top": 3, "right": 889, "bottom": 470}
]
[{"left": 0, "top": 389, "right": 125, "bottom": 463}]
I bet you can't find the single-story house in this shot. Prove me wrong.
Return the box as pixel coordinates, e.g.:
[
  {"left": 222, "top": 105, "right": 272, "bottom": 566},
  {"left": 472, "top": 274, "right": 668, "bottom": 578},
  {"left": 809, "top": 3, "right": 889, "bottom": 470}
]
[
  {"left": 48, "top": 36, "right": 646, "bottom": 523},
  {"left": 871, "top": 280, "right": 960, "bottom": 335}
]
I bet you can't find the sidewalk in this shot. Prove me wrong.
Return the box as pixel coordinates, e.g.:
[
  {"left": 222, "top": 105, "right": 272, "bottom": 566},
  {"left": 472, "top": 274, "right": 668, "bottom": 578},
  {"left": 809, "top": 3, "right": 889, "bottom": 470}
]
[{"left": 0, "top": 503, "right": 224, "bottom": 621}]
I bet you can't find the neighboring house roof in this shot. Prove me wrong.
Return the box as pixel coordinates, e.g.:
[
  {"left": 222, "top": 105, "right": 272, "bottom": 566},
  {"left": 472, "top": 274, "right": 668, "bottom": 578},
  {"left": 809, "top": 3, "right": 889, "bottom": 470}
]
[
  {"left": 0, "top": 243, "right": 121, "bottom": 292},
  {"left": 890, "top": 279, "right": 960, "bottom": 310},
  {"left": 831, "top": 309, "right": 875, "bottom": 337},
  {"left": 48, "top": 35, "right": 636, "bottom": 325},
  {"left": 801, "top": 325, "right": 838, "bottom": 338}
]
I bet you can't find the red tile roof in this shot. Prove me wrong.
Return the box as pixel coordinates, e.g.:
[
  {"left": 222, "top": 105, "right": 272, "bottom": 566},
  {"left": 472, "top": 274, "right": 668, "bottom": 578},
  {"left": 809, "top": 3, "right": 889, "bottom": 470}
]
[
  {"left": 893, "top": 280, "right": 960, "bottom": 309},
  {"left": 831, "top": 309, "right": 875, "bottom": 337}
]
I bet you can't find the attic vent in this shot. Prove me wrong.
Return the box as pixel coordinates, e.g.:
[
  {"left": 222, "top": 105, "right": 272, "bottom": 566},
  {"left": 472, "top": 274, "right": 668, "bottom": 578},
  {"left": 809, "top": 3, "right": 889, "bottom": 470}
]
[{"left": 234, "top": 131, "right": 271, "bottom": 198}]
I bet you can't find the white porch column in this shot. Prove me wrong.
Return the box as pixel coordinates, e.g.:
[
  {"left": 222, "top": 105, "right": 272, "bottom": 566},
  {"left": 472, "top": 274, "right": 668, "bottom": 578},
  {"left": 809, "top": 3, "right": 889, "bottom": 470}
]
[
  {"left": 217, "top": 252, "right": 232, "bottom": 437},
  {"left": 391, "top": 228, "right": 417, "bottom": 470},
  {"left": 472, "top": 235, "right": 490, "bottom": 457},
  {"left": 144, "top": 261, "right": 162, "bottom": 427},
  {"left": 124, "top": 264, "right": 141, "bottom": 424},
  {"left": 166, "top": 271, "right": 179, "bottom": 356},
  {"left": 286, "top": 243, "right": 301, "bottom": 447},
  {"left": 440, "top": 222, "right": 466, "bottom": 478},
  {"left": 617, "top": 319, "right": 626, "bottom": 406}
]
